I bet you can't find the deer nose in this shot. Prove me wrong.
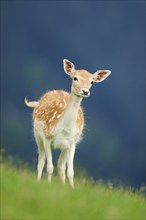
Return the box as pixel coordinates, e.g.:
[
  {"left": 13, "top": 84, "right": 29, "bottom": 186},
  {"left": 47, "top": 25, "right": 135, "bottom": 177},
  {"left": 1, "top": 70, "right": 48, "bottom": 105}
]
[{"left": 82, "top": 89, "right": 90, "bottom": 96}]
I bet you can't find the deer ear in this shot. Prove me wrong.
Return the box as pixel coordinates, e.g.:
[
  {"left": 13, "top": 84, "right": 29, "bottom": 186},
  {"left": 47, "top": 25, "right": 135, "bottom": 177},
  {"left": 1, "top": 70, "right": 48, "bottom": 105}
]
[
  {"left": 93, "top": 70, "right": 111, "bottom": 83},
  {"left": 63, "top": 59, "right": 75, "bottom": 76}
]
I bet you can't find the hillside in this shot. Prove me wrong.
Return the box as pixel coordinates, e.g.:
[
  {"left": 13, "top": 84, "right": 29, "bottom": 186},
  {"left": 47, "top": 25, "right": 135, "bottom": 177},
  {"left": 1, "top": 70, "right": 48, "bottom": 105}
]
[{"left": 1, "top": 161, "right": 145, "bottom": 220}]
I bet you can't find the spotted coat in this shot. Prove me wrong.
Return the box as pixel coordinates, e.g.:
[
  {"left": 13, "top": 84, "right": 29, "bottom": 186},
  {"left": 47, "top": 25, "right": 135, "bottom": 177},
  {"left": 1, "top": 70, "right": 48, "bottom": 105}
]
[{"left": 33, "top": 90, "right": 84, "bottom": 138}]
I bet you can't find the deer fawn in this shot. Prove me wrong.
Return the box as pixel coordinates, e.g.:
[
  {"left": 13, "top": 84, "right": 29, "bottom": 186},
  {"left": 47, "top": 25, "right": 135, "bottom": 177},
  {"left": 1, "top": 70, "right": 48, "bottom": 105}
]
[{"left": 25, "top": 59, "right": 111, "bottom": 187}]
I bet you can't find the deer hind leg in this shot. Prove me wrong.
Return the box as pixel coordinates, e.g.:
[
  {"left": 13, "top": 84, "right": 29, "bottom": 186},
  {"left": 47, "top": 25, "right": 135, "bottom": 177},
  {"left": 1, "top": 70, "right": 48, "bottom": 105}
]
[
  {"left": 66, "top": 144, "right": 75, "bottom": 188},
  {"left": 35, "top": 136, "right": 46, "bottom": 181},
  {"left": 57, "top": 149, "right": 68, "bottom": 185},
  {"left": 44, "top": 139, "right": 54, "bottom": 183}
]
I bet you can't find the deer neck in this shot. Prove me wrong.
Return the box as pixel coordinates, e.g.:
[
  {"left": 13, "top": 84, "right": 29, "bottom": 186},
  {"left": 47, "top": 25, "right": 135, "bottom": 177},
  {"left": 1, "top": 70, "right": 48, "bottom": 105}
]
[
  {"left": 70, "top": 92, "right": 82, "bottom": 105},
  {"left": 58, "top": 93, "right": 82, "bottom": 129},
  {"left": 67, "top": 93, "right": 82, "bottom": 117}
]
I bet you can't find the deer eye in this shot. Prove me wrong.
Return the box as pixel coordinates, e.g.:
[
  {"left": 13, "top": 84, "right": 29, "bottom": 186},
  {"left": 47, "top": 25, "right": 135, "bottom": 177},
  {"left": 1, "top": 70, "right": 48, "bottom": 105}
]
[
  {"left": 74, "top": 77, "right": 78, "bottom": 81},
  {"left": 91, "top": 81, "right": 94, "bottom": 85}
]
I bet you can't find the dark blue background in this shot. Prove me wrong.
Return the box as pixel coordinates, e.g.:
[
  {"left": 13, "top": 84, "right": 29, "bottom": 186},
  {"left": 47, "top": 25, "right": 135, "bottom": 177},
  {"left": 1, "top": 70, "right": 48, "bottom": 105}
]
[{"left": 1, "top": 1, "right": 145, "bottom": 187}]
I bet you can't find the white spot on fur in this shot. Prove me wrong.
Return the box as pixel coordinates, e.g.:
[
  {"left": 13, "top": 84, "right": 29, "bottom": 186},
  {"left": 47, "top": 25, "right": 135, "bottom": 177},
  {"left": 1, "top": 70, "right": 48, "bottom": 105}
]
[
  {"left": 56, "top": 111, "right": 64, "bottom": 119},
  {"left": 59, "top": 103, "right": 63, "bottom": 108},
  {"left": 63, "top": 99, "right": 67, "bottom": 107},
  {"left": 48, "top": 117, "right": 53, "bottom": 123},
  {"left": 51, "top": 111, "right": 57, "bottom": 120}
]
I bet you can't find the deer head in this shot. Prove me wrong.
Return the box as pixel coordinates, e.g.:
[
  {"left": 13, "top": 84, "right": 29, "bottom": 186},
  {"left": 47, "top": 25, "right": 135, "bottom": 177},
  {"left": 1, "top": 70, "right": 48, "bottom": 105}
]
[{"left": 63, "top": 59, "right": 111, "bottom": 98}]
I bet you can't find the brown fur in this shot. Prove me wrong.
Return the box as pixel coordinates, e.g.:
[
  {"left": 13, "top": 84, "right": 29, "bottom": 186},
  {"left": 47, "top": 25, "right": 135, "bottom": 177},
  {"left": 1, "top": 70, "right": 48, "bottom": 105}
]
[{"left": 33, "top": 90, "right": 84, "bottom": 137}]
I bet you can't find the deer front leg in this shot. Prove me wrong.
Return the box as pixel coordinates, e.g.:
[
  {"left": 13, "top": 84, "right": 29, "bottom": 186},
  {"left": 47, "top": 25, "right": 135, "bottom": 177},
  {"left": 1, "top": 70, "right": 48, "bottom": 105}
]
[
  {"left": 35, "top": 135, "right": 46, "bottom": 181},
  {"left": 44, "top": 139, "right": 54, "bottom": 183},
  {"left": 37, "top": 147, "right": 46, "bottom": 181},
  {"left": 57, "top": 149, "right": 68, "bottom": 185},
  {"left": 66, "top": 144, "right": 75, "bottom": 188}
]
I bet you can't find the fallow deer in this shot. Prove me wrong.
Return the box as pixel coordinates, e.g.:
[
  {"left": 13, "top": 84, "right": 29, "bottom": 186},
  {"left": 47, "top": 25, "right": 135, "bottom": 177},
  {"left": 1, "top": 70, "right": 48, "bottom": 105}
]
[{"left": 25, "top": 59, "right": 111, "bottom": 187}]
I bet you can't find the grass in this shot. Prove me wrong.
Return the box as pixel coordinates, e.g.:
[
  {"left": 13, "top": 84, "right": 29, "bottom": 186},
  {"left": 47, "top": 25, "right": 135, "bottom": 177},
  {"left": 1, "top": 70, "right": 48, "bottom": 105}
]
[{"left": 0, "top": 160, "right": 145, "bottom": 220}]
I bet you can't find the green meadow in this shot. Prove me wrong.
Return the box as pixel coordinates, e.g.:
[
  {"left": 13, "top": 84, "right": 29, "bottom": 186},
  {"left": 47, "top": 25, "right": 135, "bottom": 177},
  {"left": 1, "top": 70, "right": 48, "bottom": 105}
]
[{"left": 1, "top": 159, "right": 145, "bottom": 220}]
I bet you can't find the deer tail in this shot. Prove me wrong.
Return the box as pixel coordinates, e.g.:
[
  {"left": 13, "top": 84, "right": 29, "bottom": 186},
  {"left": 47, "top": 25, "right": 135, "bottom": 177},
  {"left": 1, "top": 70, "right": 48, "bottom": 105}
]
[{"left": 24, "top": 97, "right": 39, "bottom": 108}]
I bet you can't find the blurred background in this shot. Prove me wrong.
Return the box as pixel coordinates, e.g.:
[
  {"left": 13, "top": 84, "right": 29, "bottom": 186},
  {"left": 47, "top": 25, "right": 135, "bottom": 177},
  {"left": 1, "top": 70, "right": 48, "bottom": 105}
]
[{"left": 1, "top": 1, "right": 145, "bottom": 188}]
